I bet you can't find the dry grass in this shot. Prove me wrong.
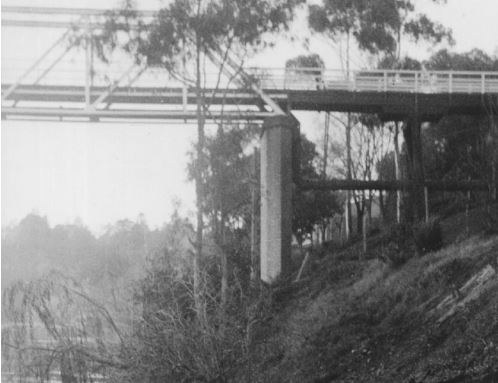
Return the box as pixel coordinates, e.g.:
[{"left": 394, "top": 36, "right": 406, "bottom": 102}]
[{"left": 241, "top": 233, "right": 498, "bottom": 382}]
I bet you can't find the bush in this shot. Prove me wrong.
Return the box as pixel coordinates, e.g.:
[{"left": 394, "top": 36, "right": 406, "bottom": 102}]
[
  {"left": 379, "top": 223, "right": 414, "bottom": 267},
  {"left": 413, "top": 218, "right": 443, "bottom": 255},
  {"left": 482, "top": 207, "right": 498, "bottom": 235}
]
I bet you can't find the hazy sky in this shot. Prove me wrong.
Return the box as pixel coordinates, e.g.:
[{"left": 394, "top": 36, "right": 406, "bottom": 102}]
[{"left": 2, "top": 0, "right": 498, "bottom": 233}]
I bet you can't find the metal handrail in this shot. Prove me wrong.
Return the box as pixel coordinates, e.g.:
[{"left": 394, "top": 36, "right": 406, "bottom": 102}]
[
  {"left": 246, "top": 67, "right": 498, "bottom": 94},
  {"left": 3, "top": 65, "right": 498, "bottom": 96}
]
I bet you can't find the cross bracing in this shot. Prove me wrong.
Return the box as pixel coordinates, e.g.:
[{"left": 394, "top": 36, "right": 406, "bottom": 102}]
[{"left": 2, "top": 6, "right": 498, "bottom": 123}]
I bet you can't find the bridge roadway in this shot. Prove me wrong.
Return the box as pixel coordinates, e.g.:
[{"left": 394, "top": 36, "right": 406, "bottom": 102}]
[{"left": 2, "top": 68, "right": 498, "bottom": 122}]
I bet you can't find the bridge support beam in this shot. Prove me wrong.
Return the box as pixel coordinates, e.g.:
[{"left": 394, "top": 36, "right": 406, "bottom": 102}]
[
  {"left": 260, "top": 115, "right": 297, "bottom": 284},
  {"left": 403, "top": 114, "right": 426, "bottom": 222}
]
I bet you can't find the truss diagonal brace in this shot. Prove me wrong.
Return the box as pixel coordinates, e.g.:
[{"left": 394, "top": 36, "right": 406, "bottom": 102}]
[
  {"left": 204, "top": 47, "right": 285, "bottom": 116},
  {"left": 90, "top": 64, "right": 146, "bottom": 109},
  {"left": 2, "top": 29, "right": 70, "bottom": 102}
]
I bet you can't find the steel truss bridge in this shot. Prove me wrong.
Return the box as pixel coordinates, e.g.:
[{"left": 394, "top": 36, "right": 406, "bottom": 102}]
[
  {"left": 2, "top": 6, "right": 498, "bottom": 123},
  {"left": 2, "top": 5, "right": 498, "bottom": 284}
]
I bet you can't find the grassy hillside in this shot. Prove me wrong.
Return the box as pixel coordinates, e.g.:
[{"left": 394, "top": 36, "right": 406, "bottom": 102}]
[{"left": 239, "top": 210, "right": 498, "bottom": 382}]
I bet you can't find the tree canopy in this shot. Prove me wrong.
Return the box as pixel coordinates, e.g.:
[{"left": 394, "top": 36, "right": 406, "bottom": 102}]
[{"left": 308, "top": 0, "right": 453, "bottom": 58}]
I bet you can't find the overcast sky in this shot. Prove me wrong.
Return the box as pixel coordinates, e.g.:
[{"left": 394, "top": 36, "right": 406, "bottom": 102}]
[{"left": 2, "top": 0, "right": 498, "bottom": 233}]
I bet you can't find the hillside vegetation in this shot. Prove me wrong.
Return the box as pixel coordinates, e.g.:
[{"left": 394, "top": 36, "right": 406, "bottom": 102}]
[{"left": 239, "top": 212, "right": 498, "bottom": 382}]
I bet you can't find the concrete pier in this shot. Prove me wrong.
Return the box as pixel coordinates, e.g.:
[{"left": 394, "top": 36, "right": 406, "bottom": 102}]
[{"left": 260, "top": 115, "right": 297, "bottom": 284}]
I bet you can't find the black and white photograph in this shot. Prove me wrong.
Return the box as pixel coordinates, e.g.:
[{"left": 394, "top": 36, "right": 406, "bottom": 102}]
[{"left": 2, "top": 1, "right": 498, "bottom": 382}]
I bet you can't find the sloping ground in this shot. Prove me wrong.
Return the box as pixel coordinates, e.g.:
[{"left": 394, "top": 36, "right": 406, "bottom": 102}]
[{"left": 241, "top": 229, "right": 498, "bottom": 382}]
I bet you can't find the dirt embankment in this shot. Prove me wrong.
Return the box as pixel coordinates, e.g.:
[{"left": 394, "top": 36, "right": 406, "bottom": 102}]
[{"left": 241, "top": 221, "right": 498, "bottom": 383}]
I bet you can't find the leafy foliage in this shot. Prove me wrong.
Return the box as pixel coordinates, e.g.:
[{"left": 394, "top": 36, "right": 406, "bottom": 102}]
[
  {"left": 293, "top": 135, "right": 342, "bottom": 246},
  {"left": 285, "top": 53, "right": 325, "bottom": 69},
  {"left": 2, "top": 272, "right": 128, "bottom": 383},
  {"left": 308, "top": 0, "right": 452, "bottom": 57},
  {"left": 413, "top": 218, "right": 443, "bottom": 255},
  {"left": 91, "top": 0, "right": 301, "bottom": 77},
  {"left": 379, "top": 223, "right": 414, "bottom": 267},
  {"left": 189, "top": 125, "right": 257, "bottom": 230}
]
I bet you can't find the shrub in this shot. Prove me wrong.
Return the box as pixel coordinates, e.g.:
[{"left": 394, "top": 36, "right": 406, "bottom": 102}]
[
  {"left": 482, "top": 207, "right": 498, "bottom": 235},
  {"left": 381, "top": 242, "right": 413, "bottom": 267},
  {"left": 379, "top": 223, "right": 414, "bottom": 267},
  {"left": 413, "top": 218, "right": 443, "bottom": 255}
]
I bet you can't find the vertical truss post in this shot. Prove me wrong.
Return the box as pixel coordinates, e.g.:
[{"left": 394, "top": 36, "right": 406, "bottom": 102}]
[
  {"left": 85, "top": 33, "right": 92, "bottom": 109},
  {"left": 181, "top": 44, "right": 188, "bottom": 112}
]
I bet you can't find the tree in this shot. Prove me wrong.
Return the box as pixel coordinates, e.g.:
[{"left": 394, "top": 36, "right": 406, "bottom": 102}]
[
  {"left": 423, "top": 49, "right": 498, "bottom": 205},
  {"left": 309, "top": 0, "right": 453, "bottom": 226},
  {"left": 188, "top": 124, "right": 257, "bottom": 308},
  {"left": 293, "top": 135, "right": 341, "bottom": 249},
  {"left": 308, "top": 0, "right": 452, "bottom": 62},
  {"left": 93, "top": 0, "right": 300, "bottom": 312},
  {"left": 2, "top": 272, "right": 129, "bottom": 383},
  {"left": 347, "top": 115, "right": 393, "bottom": 233},
  {"left": 285, "top": 53, "right": 325, "bottom": 89}
]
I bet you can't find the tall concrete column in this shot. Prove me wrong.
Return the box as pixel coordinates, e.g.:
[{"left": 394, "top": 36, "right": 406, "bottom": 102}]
[
  {"left": 260, "top": 115, "right": 297, "bottom": 284},
  {"left": 403, "top": 114, "right": 425, "bottom": 221}
]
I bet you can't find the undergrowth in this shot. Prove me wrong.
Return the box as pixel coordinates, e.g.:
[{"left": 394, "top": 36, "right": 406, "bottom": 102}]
[{"left": 244, "top": 234, "right": 498, "bottom": 383}]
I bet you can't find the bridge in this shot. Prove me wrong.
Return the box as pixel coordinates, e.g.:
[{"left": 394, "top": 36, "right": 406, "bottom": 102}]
[
  {"left": 2, "top": 6, "right": 498, "bottom": 284},
  {"left": 2, "top": 68, "right": 498, "bottom": 121}
]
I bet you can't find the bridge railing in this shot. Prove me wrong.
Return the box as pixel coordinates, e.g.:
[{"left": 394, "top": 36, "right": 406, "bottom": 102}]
[
  {"left": 247, "top": 67, "right": 498, "bottom": 94},
  {"left": 2, "top": 63, "right": 498, "bottom": 95}
]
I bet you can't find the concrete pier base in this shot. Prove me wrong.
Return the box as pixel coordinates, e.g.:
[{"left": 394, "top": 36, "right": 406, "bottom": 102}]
[{"left": 260, "top": 115, "right": 297, "bottom": 284}]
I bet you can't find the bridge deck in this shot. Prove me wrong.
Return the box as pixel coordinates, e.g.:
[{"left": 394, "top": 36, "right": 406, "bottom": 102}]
[{"left": 2, "top": 76, "right": 497, "bottom": 121}]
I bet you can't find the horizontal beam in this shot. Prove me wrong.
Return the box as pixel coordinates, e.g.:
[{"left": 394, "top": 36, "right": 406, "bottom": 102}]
[
  {"left": 1, "top": 19, "right": 121, "bottom": 29},
  {"left": 1, "top": 6, "right": 156, "bottom": 17},
  {"left": 300, "top": 179, "right": 490, "bottom": 192},
  {"left": 2, "top": 84, "right": 495, "bottom": 117},
  {"left": 1, "top": 84, "right": 286, "bottom": 105},
  {"left": 1, "top": 107, "right": 274, "bottom": 121}
]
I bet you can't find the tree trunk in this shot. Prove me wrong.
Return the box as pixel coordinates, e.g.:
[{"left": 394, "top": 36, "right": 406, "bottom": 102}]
[
  {"left": 379, "top": 189, "right": 386, "bottom": 223},
  {"left": 362, "top": 212, "right": 368, "bottom": 256},
  {"left": 394, "top": 122, "right": 402, "bottom": 223},
  {"left": 346, "top": 113, "right": 353, "bottom": 237},
  {"left": 368, "top": 189, "right": 373, "bottom": 227},
  {"left": 491, "top": 113, "right": 498, "bottom": 201},
  {"left": 220, "top": 213, "right": 228, "bottom": 309},
  {"left": 323, "top": 112, "right": 330, "bottom": 177},
  {"left": 345, "top": 31, "right": 353, "bottom": 239},
  {"left": 194, "top": 35, "right": 205, "bottom": 316},
  {"left": 407, "top": 115, "right": 425, "bottom": 221},
  {"left": 355, "top": 197, "right": 363, "bottom": 235},
  {"left": 60, "top": 354, "right": 76, "bottom": 383},
  {"left": 321, "top": 221, "right": 327, "bottom": 244}
]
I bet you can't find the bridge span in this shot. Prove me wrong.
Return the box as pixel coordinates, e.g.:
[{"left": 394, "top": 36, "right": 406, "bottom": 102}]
[{"left": 2, "top": 68, "right": 498, "bottom": 122}]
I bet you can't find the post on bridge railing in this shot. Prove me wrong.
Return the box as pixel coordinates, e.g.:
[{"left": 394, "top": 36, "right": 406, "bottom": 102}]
[
  {"left": 383, "top": 71, "right": 388, "bottom": 92},
  {"left": 449, "top": 72, "right": 453, "bottom": 94},
  {"left": 481, "top": 73, "right": 486, "bottom": 94},
  {"left": 414, "top": 72, "right": 419, "bottom": 93}
]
